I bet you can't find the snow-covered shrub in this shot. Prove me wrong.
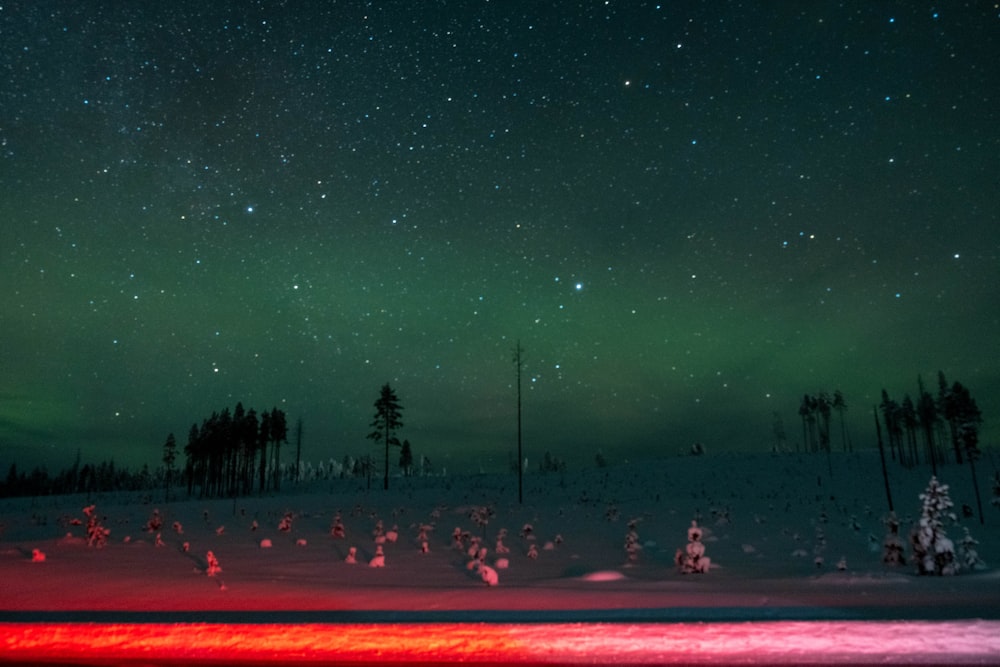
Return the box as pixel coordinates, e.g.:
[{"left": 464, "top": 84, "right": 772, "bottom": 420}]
[
  {"left": 881, "top": 512, "right": 905, "bottom": 566},
  {"left": 470, "top": 506, "right": 494, "bottom": 535},
  {"left": 205, "top": 550, "right": 222, "bottom": 576},
  {"left": 624, "top": 518, "right": 641, "bottom": 565},
  {"left": 675, "top": 520, "right": 710, "bottom": 574},
  {"left": 83, "top": 505, "right": 109, "bottom": 548},
  {"left": 145, "top": 509, "right": 162, "bottom": 533},
  {"left": 330, "top": 513, "right": 346, "bottom": 538},
  {"left": 479, "top": 563, "right": 499, "bottom": 586},
  {"left": 910, "top": 476, "right": 957, "bottom": 576},
  {"left": 369, "top": 544, "right": 385, "bottom": 567}
]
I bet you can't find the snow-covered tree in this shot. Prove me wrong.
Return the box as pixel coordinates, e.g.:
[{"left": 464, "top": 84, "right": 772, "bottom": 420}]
[
  {"left": 676, "top": 520, "right": 711, "bottom": 573},
  {"left": 910, "top": 476, "right": 957, "bottom": 575},
  {"left": 881, "top": 512, "right": 905, "bottom": 566},
  {"left": 83, "top": 505, "right": 109, "bottom": 548},
  {"left": 957, "top": 527, "right": 986, "bottom": 571}
]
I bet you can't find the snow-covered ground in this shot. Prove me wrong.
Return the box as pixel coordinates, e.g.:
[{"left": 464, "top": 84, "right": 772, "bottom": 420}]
[{"left": 2, "top": 450, "right": 999, "bottom": 664}]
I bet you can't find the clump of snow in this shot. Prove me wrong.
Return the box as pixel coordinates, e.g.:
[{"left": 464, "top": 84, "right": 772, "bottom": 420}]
[
  {"left": 369, "top": 544, "right": 385, "bottom": 567},
  {"left": 580, "top": 570, "right": 627, "bottom": 582}
]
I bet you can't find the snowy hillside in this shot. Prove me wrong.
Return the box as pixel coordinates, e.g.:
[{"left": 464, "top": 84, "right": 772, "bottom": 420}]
[
  {"left": 3, "top": 450, "right": 1000, "bottom": 665},
  {"left": 3, "top": 450, "right": 997, "bottom": 617}
]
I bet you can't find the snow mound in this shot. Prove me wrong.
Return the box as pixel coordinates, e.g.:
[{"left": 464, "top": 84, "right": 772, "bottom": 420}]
[{"left": 580, "top": 570, "right": 628, "bottom": 582}]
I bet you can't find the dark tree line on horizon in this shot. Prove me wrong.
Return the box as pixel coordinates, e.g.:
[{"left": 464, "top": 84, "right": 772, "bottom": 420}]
[{"left": 2, "top": 453, "right": 157, "bottom": 499}]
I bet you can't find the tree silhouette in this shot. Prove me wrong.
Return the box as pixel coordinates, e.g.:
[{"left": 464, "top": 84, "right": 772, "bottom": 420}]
[
  {"left": 368, "top": 383, "right": 404, "bottom": 490},
  {"left": 939, "top": 371, "right": 965, "bottom": 465},
  {"left": 162, "top": 433, "right": 177, "bottom": 502},
  {"left": 950, "top": 381, "right": 983, "bottom": 524},
  {"left": 269, "top": 407, "right": 288, "bottom": 492},
  {"left": 399, "top": 439, "right": 414, "bottom": 477},
  {"left": 917, "top": 375, "right": 939, "bottom": 474},
  {"left": 257, "top": 409, "right": 271, "bottom": 494},
  {"left": 514, "top": 340, "right": 525, "bottom": 502},
  {"left": 832, "top": 390, "right": 850, "bottom": 452}
]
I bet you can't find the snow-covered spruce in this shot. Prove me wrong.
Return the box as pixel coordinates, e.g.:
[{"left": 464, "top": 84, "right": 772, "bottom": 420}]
[
  {"left": 910, "top": 476, "right": 958, "bottom": 576},
  {"left": 958, "top": 527, "right": 986, "bottom": 571},
  {"left": 881, "top": 512, "right": 906, "bottom": 566},
  {"left": 675, "top": 520, "right": 711, "bottom": 574}
]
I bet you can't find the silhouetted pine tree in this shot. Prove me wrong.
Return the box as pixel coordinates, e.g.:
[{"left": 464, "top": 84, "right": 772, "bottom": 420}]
[{"left": 368, "top": 383, "right": 404, "bottom": 491}]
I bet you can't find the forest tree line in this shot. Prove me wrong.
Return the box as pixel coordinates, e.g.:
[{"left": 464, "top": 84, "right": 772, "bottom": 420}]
[{"left": 877, "top": 371, "right": 982, "bottom": 471}]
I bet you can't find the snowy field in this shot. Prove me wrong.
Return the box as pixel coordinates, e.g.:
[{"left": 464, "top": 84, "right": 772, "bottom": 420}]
[{"left": 2, "top": 450, "right": 999, "bottom": 664}]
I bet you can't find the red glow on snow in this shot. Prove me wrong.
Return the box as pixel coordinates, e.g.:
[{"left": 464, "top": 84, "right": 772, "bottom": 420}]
[{"left": 5, "top": 620, "right": 1000, "bottom": 665}]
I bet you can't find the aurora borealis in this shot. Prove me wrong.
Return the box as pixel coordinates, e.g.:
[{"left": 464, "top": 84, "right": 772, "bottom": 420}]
[{"left": 2, "top": 2, "right": 997, "bottom": 474}]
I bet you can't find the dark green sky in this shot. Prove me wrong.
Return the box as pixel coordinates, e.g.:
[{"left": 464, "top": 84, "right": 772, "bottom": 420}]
[{"left": 2, "top": 2, "right": 997, "bottom": 473}]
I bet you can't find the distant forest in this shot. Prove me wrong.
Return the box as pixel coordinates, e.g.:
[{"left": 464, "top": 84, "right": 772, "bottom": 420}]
[
  {"left": 785, "top": 371, "right": 984, "bottom": 470},
  {"left": 0, "top": 372, "right": 987, "bottom": 500}
]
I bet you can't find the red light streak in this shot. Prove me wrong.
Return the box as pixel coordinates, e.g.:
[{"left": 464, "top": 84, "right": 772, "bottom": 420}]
[{"left": 4, "top": 621, "right": 1000, "bottom": 665}]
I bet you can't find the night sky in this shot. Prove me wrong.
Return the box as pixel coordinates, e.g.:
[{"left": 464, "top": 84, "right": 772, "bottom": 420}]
[{"left": 2, "top": 2, "right": 997, "bottom": 474}]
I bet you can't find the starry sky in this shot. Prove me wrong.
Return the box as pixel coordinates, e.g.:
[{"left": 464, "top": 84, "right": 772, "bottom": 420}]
[{"left": 2, "top": 2, "right": 998, "bottom": 475}]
